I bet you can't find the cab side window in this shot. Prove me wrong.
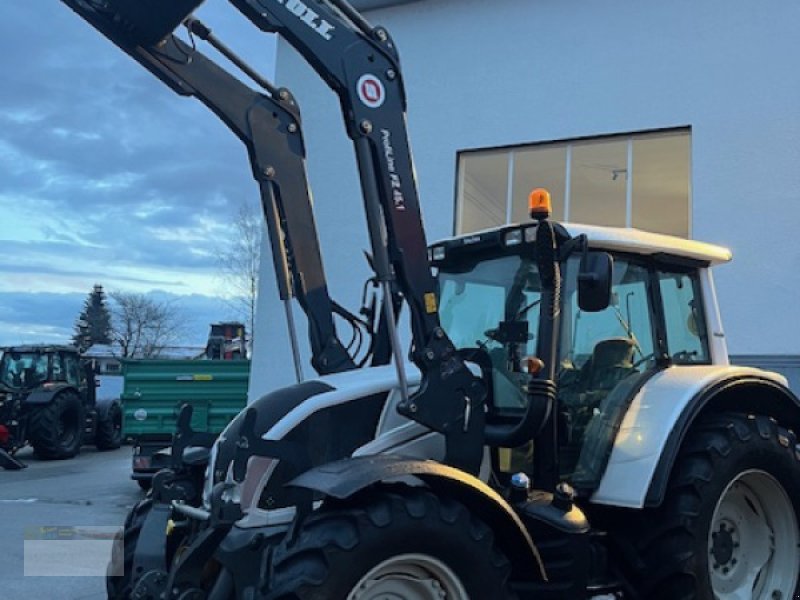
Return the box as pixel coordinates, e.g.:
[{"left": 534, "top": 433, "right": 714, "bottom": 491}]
[
  {"left": 562, "top": 259, "right": 656, "bottom": 373},
  {"left": 63, "top": 354, "right": 80, "bottom": 385},
  {"left": 51, "top": 355, "right": 64, "bottom": 381},
  {"left": 658, "top": 270, "right": 710, "bottom": 363}
]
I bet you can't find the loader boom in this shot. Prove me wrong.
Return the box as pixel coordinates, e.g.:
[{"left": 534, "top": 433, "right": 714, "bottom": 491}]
[{"left": 230, "top": 0, "right": 488, "bottom": 471}]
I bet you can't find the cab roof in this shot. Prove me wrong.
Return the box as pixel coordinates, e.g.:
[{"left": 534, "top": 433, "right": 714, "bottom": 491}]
[
  {"left": 0, "top": 345, "right": 79, "bottom": 354},
  {"left": 432, "top": 222, "right": 732, "bottom": 266},
  {"left": 563, "top": 223, "right": 732, "bottom": 265}
]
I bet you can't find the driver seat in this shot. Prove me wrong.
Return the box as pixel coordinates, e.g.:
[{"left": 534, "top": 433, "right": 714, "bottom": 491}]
[{"left": 581, "top": 337, "right": 637, "bottom": 393}]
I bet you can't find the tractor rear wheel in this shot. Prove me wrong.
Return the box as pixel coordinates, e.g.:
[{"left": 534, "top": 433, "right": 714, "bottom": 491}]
[
  {"left": 96, "top": 402, "right": 123, "bottom": 450},
  {"left": 266, "top": 487, "right": 515, "bottom": 599},
  {"left": 627, "top": 412, "right": 800, "bottom": 600},
  {"left": 28, "top": 391, "right": 83, "bottom": 459}
]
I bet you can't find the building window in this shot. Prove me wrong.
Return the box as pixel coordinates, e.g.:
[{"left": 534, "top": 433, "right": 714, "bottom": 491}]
[
  {"left": 455, "top": 129, "right": 691, "bottom": 238},
  {"left": 103, "top": 362, "right": 121, "bottom": 374}
]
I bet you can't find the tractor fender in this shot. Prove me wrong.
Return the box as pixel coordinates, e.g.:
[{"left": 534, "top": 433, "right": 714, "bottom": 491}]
[
  {"left": 643, "top": 370, "right": 800, "bottom": 507},
  {"left": 23, "top": 384, "right": 76, "bottom": 405},
  {"left": 288, "top": 454, "right": 546, "bottom": 581},
  {"left": 591, "top": 365, "right": 799, "bottom": 509}
]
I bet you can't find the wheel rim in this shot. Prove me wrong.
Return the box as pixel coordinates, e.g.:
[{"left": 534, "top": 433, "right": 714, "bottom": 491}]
[
  {"left": 708, "top": 469, "right": 799, "bottom": 599},
  {"left": 347, "top": 553, "right": 468, "bottom": 600}
]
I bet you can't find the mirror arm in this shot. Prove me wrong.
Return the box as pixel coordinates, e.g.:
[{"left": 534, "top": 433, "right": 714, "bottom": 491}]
[{"left": 558, "top": 233, "right": 588, "bottom": 261}]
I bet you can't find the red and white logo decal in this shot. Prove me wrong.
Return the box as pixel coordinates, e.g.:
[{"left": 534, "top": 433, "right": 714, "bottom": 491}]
[{"left": 357, "top": 74, "right": 385, "bottom": 109}]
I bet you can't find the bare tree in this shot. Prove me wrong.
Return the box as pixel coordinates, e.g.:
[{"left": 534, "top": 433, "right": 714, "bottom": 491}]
[
  {"left": 216, "top": 202, "right": 262, "bottom": 343},
  {"left": 109, "top": 291, "right": 185, "bottom": 358}
]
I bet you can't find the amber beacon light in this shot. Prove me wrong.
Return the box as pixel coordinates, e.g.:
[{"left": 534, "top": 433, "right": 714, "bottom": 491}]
[{"left": 529, "top": 188, "right": 552, "bottom": 221}]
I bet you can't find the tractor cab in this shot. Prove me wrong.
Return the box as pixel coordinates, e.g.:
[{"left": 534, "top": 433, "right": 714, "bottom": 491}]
[
  {"left": 0, "top": 346, "right": 87, "bottom": 391},
  {"left": 431, "top": 213, "right": 732, "bottom": 491},
  {"left": 0, "top": 349, "right": 50, "bottom": 389}
]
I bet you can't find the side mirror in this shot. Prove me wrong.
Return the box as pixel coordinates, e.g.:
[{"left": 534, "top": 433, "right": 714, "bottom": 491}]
[{"left": 578, "top": 252, "right": 613, "bottom": 312}]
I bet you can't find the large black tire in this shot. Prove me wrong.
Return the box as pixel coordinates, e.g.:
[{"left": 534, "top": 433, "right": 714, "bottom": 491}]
[
  {"left": 28, "top": 391, "right": 84, "bottom": 460},
  {"left": 136, "top": 478, "right": 152, "bottom": 492},
  {"left": 266, "top": 487, "right": 515, "bottom": 600},
  {"left": 107, "top": 498, "right": 152, "bottom": 600},
  {"left": 95, "top": 402, "right": 123, "bottom": 450},
  {"left": 620, "top": 413, "right": 800, "bottom": 600}
]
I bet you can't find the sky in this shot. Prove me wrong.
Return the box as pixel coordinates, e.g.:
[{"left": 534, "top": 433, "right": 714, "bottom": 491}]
[{"left": 0, "top": 2, "right": 277, "bottom": 346}]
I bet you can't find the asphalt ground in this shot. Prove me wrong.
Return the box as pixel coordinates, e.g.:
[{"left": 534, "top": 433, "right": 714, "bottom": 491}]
[{"left": 0, "top": 445, "right": 140, "bottom": 600}]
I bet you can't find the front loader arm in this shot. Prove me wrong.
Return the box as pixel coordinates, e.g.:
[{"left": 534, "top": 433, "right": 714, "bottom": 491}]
[
  {"left": 231, "top": 0, "right": 437, "bottom": 350},
  {"left": 60, "top": 0, "right": 356, "bottom": 375},
  {"left": 230, "top": 0, "right": 486, "bottom": 471}
]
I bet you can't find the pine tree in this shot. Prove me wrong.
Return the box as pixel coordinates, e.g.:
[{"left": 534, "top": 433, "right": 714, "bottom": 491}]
[{"left": 73, "top": 284, "right": 113, "bottom": 351}]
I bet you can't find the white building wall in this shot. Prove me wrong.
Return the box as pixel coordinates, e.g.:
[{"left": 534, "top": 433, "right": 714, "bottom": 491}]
[{"left": 250, "top": 0, "right": 800, "bottom": 399}]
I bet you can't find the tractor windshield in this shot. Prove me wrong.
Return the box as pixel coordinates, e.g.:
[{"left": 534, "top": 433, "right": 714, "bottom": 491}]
[
  {"left": 439, "top": 255, "right": 542, "bottom": 412},
  {"left": 439, "top": 255, "right": 541, "bottom": 351},
  {"left": 0, "top": 352, "right": 50, "bottom": 389}
]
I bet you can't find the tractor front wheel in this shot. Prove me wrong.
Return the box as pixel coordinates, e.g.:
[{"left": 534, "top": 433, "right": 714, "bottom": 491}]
[
  {"left": 28, "top": 391, "right": 84, "bottom": 460},
  {"left": 266, "top": 487, "right": 515, "bottom": 599},
  {"left": 630, "top": 413, "right": 800, "bottom": 600},
  {"left": 107, "top": 498, "right": 152, "bottom": 600}
]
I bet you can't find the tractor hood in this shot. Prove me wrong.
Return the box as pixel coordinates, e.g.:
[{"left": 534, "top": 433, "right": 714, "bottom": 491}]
[{"left": 205, "top": 364, "right": 422, "bottom": 512}]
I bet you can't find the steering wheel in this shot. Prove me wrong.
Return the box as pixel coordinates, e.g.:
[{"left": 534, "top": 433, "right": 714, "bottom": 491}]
[{"left": 483, "top": 327, "right": 534, "bottom": 344}]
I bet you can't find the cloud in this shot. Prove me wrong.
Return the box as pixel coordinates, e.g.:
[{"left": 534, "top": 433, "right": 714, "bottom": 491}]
[{"left": 0, "top": 2, "right": 277, "bottom": 312}]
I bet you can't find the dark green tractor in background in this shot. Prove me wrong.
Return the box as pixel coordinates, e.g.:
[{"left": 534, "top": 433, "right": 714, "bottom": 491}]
[{"left": 0, "top": 345, "right": 123, "bottom": 469}]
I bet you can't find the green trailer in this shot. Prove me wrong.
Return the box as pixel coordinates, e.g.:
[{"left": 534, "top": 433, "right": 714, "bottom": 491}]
[{"left": 121, "top": 359, "right": 250, "bottom": 489}]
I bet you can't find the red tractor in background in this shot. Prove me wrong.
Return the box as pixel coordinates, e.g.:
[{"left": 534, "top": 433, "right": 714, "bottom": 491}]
[{"left": 0, "top": 345, "right": 122, "bottom": 469}]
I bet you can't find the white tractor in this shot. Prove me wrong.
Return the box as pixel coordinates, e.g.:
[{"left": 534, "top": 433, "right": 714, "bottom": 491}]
[
  {"left": 57, "top": 1, "right": 800, "bottom": 598},
  {"left": 191, "top": 204, "right": 800, "bottom": 600}
]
